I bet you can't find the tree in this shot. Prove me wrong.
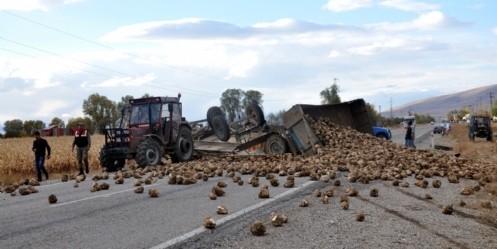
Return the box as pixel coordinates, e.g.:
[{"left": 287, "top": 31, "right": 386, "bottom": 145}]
[
  {"left": 117, "top": 95, "right": 134, "bottom": 113},
  {"left": 266, "top": 109, "right": 286, "bottom": 125},
  {"left": 366, "top": 103, "right": 379, "bottom": 126},
  {"left": 242, "top": 90, "right": 263, "bottom": 108},
  {"left": 220, "top": 89, "right": 244, "bottom": 122},
  {"left": 141, "top": 93, "right": 153, "bottom": 98},
  {"left": 49, "top": 117, "right": 65, "bottom": 128},
  {"left": 23, "top": 120, "right": 45, "bottom": 135},
  {"left": 67, "top": 117, "right": 93, "bottom": 133},
  {"left": 82, "top": 93, "right": 118, "bottom": 134},
  {"left": 320, "top": 83, "right": 341, "bottom": 104},
  {"left": 3, "top": 119, "right": 24, "bottom": 138}
]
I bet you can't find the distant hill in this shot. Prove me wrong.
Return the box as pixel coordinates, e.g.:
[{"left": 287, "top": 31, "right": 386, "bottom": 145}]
[{"left": 382, "top": 84, "right": 497, "bottom": 120}]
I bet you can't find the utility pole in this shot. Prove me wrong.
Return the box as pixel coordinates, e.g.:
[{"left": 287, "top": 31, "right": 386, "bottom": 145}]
[
  {"left": 489, "top": 92, "right": 494, "bottom": 116},
  {"left": 378, "top": 105, "right": 382, "bottom": 126},
  {"left": 390, "top": 97, "right": 393, "bottom": 119}
]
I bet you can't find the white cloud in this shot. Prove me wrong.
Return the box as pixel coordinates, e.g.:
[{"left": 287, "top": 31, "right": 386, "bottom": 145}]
[
  {"left": 369, "top": 11, "right": 465, "bottom": 32},
  {"left": 226, "top": 51, "right": 259, "bottom": 79},
  {"left": 34, "top": 100, "right": 68, "bottom": 117},
  {"left": 89, "top": 74, "right": 156, "bottom": 88},
  {"left": 323, "top": 0, "right": 372, "bottom": 12},
  {"left": 493, "top": 27, "right": 497, "bottom": 36},
  {"left": 328, "top": 50, "right": 341, "bottom": 58},
  {"left": 0, "top": 0, "right": 83, "bottom": 11},
  {"left": 379, "top": 0, "right": 439, "bottom": 12},
  {"left": 348, "top": 38, "right": 406, "bottom": 55}
]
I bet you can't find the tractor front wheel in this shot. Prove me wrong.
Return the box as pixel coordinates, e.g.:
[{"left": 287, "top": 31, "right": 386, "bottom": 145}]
[
  {"left": 171, "top": 128, "right": 194, "bottom": 163},
  {"left": 99, "top": 147, "right": 125, "bottom": 172},
  {"left": 136, "top": 138, "right": 163, "bottom": 167}
]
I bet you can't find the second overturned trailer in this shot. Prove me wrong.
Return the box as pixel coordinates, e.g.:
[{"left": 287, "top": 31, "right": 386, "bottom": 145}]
[{"left": 193, "top": 98, "right": 373, "bottom": 156}]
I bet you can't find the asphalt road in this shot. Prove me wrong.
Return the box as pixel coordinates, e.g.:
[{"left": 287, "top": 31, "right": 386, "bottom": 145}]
[
  {"left": 2, "top": 125, "right": 493, "bottom": 249},
  {"left": 0, "top": 172, "right": 312, "bottom": 249}
]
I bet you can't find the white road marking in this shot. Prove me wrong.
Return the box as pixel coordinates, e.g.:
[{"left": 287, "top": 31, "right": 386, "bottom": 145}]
[
  {"left": 149, "top": 180, "right": 317, "bottom": 249},
  {"left": 51, "top": 183, "right": 161, "bottom": 207}
]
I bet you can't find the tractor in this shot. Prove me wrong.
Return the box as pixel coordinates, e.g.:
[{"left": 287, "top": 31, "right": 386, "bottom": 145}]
[
  {"left": 99, "top": 94, "right": 194, "bottom": 172},
  {"left": 468, "top": 115, "right": 493, "bottom": 141}
]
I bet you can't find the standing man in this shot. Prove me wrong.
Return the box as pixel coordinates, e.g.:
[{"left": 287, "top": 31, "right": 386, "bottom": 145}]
[
  {"left": 72, "top": 123, "right": 91, "bottom": 175},
  {"left": 32, "top": 131, "right": 50, "bottom": 181},
  {"left": 405, "top": 121, "right": 414, "bottom": 148}
]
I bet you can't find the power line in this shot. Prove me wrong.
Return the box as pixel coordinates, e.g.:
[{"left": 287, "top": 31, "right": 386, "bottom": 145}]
[
  {"left": 1, "top": 10, "right": 236, "bottom": 84},
  {"left": 1, "top": 11, "right": 298, "bottom": 102},
  {"left": 1, "top": 36, "right": 220, "bottom": 97}
]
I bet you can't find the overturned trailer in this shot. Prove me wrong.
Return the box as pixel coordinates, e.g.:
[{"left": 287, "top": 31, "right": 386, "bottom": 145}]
[{"left": 193, "top": 98, "right": 372, "bottom": 156}]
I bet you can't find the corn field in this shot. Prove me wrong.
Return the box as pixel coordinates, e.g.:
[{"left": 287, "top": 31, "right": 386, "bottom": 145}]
[{"left": 0, "top": 135, "right": 105, "bottom": 185}]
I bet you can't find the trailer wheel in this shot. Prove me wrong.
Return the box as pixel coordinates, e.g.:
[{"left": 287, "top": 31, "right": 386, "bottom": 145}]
[
  {"left": 99, "top": 146, "right": 125, "bottom": 172},
  {"left": 265, "top": 134, "right": 287, "bottom": 155},
  {"left": 487, "top": 132, "right": 493, "bottom": 142},
  {"left": 136, "top": 138, "right": 163, "bottom": 167},
  {"left": 211, "top": 115, "right": 231, "bottom": 141},
  {"left": 245, "top": 103, "right": 265, "bottom": 126},
  {"left": 207, "top": 106, "right": 225, "bottom": 128},
  {"left": 171, "top": 128, "right": 194, "bottom": 163}
]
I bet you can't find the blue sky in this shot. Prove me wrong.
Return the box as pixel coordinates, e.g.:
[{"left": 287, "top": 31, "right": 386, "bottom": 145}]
[{"left": 1, "top": 0, "right": 497, "bottom": 127}]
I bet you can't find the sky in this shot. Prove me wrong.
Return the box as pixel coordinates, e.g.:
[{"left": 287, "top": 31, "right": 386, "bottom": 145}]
[{"left": 1, "top": 0, "right": 497, "bottom": 130}]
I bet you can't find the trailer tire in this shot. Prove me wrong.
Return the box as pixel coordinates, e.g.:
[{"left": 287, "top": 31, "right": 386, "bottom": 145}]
[
  {"left": 207, "top": 106, "right": 225, "bottom": 128},
  {"left": 469, "top": 133, "right": 475, "bottom": 141},
  {"left": 136, "top": 138, "right": 163, "bottom": 167},
  {"left": 171, "top": 128, "right": 194, "bottom": 163},
  {"left": 99, "top": 146, "right": 125, "bottom": 172},
  {"left": 265, "top": 134, "right": 287, "bottom": 155},
  {"left": 245, "top": 103, "right": 265, "bottom": 126},
  {"left": 211, "top": 115, "right": 231, "bottom": 141}
]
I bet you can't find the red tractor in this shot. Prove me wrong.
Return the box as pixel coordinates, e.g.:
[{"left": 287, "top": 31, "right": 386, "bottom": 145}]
[{"left": 99, "top": 94, "right": 194, "bottom": 171}]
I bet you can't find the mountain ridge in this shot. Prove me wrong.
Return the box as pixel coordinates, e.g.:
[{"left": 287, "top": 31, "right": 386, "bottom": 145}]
[{"left": 382, "top": 84, "right": 497, "bottom": 120}]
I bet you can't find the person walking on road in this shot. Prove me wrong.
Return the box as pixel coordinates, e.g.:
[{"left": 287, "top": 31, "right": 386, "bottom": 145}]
[
  {"left": 72, "top": 123, "right": 91, "bottom": 175},
  {"left": 32, "top": 131, "right": 50, "bottom": 181},
  {"left": 405, "top": 121, "right": 414, "bottom": 148}
]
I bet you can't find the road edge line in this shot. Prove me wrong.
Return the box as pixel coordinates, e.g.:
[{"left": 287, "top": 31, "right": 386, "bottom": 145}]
[{"left": 149, "top": 180, "right": 317, "bottom": 249}]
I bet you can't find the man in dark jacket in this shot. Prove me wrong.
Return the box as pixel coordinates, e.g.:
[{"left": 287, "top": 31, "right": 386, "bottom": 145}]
[
  {"left": 32, "top": 131, "right": 50, "bottom": 181},
  {"left": 72, "top": 123, "right": 91, "bottom": 175},
  {"left": 405, "top": 121, "right": 414, "bottom": 147}
]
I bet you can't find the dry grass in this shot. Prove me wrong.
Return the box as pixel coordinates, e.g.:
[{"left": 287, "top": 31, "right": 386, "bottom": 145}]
[
  {"left": 0, "top": 135, "right": 104, "bottom": 185},
  {"left": 444, "top": 123, "right": 497, "bottom": 214}
]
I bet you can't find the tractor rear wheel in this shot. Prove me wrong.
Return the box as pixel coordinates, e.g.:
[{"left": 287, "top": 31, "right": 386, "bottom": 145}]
[
  {"left": 264, "top": 134, "right": 287, "bottom": 155},
  {"left": 171, "top": 128, "right": 194, "bottom": 163},
  {"left": 136, "top": 138, "right": 163, "bottom": 167},
  {"left": 207, "top": 106, "right": 225, "bottom": 128},
  {"left": 211, "top": 115, "right": 230, "bottom": 141},
  {"left": 245, "top": 103, "right": 265, "bottom": 126},
  {"left": 99, "top": 146, "right": 125, "bottom": 172}
]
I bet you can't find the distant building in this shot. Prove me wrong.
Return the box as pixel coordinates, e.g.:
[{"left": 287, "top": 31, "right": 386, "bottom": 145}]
[{"left": 42, "top": 124, "right": 65, "bottom": 137}]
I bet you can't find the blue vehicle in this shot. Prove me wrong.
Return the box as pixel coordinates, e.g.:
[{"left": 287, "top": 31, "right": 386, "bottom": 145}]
[{"left": 372, "top": 126, "right": 392, "bottom": 140}]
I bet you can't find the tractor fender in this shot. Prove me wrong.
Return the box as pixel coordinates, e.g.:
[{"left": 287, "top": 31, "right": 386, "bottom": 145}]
[{"left": 142, "top": 134, "right": 164, "bottom": 146}]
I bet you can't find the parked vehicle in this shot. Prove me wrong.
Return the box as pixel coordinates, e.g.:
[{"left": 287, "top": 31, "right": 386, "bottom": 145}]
[
  {"left": 468, "top": 115, "right": 493, "bottom": 141},
  {"left": 372, "top": 126, "right": 392, "bottom": 140},
  {"left": 433, "top": 123, "right": 446, "bottom": 134}
]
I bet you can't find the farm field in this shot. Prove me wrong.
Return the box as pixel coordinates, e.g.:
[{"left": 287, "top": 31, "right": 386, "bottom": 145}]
[{"left": 0, "top": 135, "right": 105, "bottom": 185}]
